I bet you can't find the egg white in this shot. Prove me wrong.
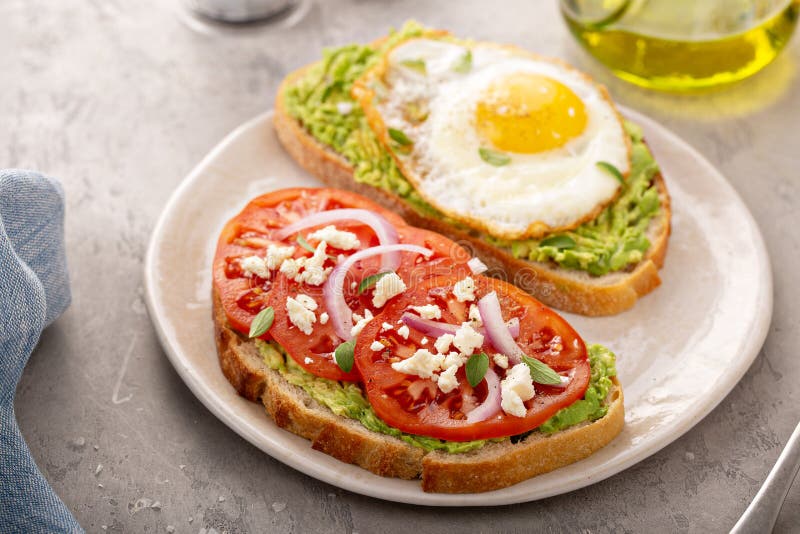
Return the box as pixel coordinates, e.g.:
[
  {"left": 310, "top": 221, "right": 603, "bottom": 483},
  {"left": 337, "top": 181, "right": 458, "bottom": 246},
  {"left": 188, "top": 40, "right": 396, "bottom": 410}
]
[{"left": 371, "top": 38, "right": 631, "bottom": 240}]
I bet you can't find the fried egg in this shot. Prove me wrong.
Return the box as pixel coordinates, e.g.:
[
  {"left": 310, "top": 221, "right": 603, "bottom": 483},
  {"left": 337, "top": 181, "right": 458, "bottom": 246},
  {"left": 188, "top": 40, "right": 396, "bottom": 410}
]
[{"left": 355, "top": 38, "right": 631, "bottom": 240}]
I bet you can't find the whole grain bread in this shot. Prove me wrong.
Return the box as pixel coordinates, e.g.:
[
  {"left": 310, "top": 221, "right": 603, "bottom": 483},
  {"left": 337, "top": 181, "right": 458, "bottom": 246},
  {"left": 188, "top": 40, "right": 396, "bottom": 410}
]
[
  {"left": 273, "top": 67, "right": 671, "bottom": 316},
  {"left": 213, "top": 288, "right": 624, "bottom": 493}
]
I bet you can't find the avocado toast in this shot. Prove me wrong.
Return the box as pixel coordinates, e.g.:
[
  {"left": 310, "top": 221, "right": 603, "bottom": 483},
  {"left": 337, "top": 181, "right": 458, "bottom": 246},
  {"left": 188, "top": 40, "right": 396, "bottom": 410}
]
[
  {"left": 274, "top": 22, "right": 671, "bottom": 316},
  {"left": 213, "top": 188, "right": 624, "bottom": 493}
]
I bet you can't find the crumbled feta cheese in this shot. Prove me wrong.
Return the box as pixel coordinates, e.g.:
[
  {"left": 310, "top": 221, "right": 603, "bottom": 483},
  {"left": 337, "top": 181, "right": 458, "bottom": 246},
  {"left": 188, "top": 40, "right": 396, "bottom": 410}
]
[
  {"left": 420, "top": 337, "right": 429, "bottom": 345},
  {"left": 397, "top": 324, "right": 410, "bottom": 339},
  {"left": 434, "top": 333, "right": 454, "bottom": 355},
  {"left": 381, "top": 322, "right": 394, "bottom": 332},
  {"left": 295, "top": 294, "right": 317, "bottom": 311},
  {"left": 286, "top": 296, "right": 316, "bottom": 335},
  {"left": 350, "top": 309, "right": 374, "bottom": 337},
  {"left": 437, "top": 365, "right": 460, "bottom": 393},
  {"left": 304, "top": 357, "right": 313, "bottom": 365},
  {"left": 266, "top": 244, "right": 295, "bottom": 270},
  {"left": 453, "top": 322, "right": 484, "bottom": 356},
  {"left": 390, "top": 349, "right": 444, "bottom": 379},
  {"left": 279, "top": 256, "right": 305, "bottom": 279},
  {"left": 468, "top": 304, "right": 482, "bottom": 324},
  {"left": 410, "top": 304, "right": 442, "bottom": 319},
  {"left": 297, "top": 241, "right": 332, "bottom": 286},
  {"left": 240, "top": 256, "right": 270, "bottom": 279},
  {"left": 370, "top": 340, "right": 385, "bottom": 352},
  {"left": 443, "top": 351, "right": 467, "bottom": 369},
  {"left": 337, "top": 102, "right": 353, "bottom": 115},
  {"left": 468, "top": 256, "right": 488, "bottom": 274},
  {"left": 319, "top": 312, "right": 329, "bottom": 325},
  {"left": 372, "top": 272, "right": 407, "bottom": 308},
  {"left": 501, "top": 363, "right": 535, "bottom": 417},
  {"left": 493, "top": 353, "right": 509, "bottom": 369},
  {"left": 307, "top": 225, "right": 361, "bottom": 250},
  {"left": 453, "top": 276, "right": 476, "bottom": 302}
]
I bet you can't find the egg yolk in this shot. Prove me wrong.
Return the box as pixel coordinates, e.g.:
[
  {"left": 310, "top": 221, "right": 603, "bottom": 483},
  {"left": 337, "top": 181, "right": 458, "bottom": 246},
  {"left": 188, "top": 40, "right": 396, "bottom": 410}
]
[{"left": 475, "top": 72, "right": 587, "bottom": 154}]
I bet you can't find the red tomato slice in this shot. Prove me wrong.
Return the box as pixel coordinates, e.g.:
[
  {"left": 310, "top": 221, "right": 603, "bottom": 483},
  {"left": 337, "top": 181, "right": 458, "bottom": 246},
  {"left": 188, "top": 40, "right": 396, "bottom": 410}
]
[
  {"left": 213, "top": 187, "right": 475, "bottom": 383},
  {"left": 354, "top": 274, "right": 590, "bottom": 441},
  {"left": 265, "top": 226, "right": 473, "bottom": 382},
  {"left": 212, "top": 188, "right": 405, "bottom": 336}
]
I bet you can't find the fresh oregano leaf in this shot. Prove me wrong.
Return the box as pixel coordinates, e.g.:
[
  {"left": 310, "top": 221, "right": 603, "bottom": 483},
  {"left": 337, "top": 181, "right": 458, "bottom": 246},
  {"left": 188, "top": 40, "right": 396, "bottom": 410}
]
[
  {"left": 452, "top": 49, "right": 472, "bottom": 73},
  {"left": 539, "top": 235, "right": 576, "bottom": 250},
  {"left": 334, "top": 339, "right": 356, "bottom": 373},
  {"left": 405, "top": 101, "right": 429, "bottom": 123},
  {"left": 479, "top": 147, "right": 511, "bottom": 166},
  {"left": 400, "top": 59, "right": 427, "bottom": 74},
  {"left": 296, "top": 234, "right": 336, "bottom": 260},
  {"left": 596, "top": 161, "right": 625, "bottom": 184},
  {"left": 465, "top": 353, "right": 490, "bottom": 387},
  {"left": 358, "top": 271, "right": 392, "bottom": 294},
  {"left": 296, "top": 234, "right": 316, "bottom": 253},
  {"left": 521, "top": 355, "right": 562, "bottom": 385},
  {"left": 388, "top": 128, "right": 413, "bottom": 146},
  {"left": 249, "top": 307, "right": 275, "bottom": 338}
]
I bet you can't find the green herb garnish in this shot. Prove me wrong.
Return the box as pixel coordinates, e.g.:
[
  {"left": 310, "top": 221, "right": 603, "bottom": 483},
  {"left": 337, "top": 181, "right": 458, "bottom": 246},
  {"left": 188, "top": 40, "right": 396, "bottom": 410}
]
[
  {"left": 296, "top": 234, "right": 336, "bottom": 259},
  {"left": 539, "top": 235, "right": 577, "bottom": 250},
  {"left": 479, "top": 147, "right": 511, "bottom": 166},
  {"left": 296, "top": 234, "right": 316, "bottom": 253},
  {"left": 388, "top": 128, "right": 413, "bottom": 146},
  {"left": 596, "top": 161, "right": 625, "bottom": 184},
  {"left": 358, "top": 271, "right": 392, "bottom": 294},
  {"left": 465, "top": 353, "right": 490, "bottom": 387},
  {"left": 400, "top": 59, "right": 427, "bottom": 74},
  {"left": 405, "top": 102, "right": 429, "bottom": 123},
  {"left": 521, "top": 355, "right": 562, "bottom": 385},
  {"left": 334, "top": 339, "right": 356, "bottom": 373},
  {"left": 249, "top": 307, "right": 275, "bottom": 338},
  {"left": 452, "top": 49, "right": 472, "bottom": 74}
]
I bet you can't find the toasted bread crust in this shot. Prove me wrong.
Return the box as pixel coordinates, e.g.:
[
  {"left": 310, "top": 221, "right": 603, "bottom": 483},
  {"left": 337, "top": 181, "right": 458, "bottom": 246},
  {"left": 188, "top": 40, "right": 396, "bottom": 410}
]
[
  {"left": 274, "top": 70, "right": 671, "bottom": 316},
  {"left": 421, "top": 381, "right": 624, "bottom": 493},
  {"left": 213, "top": 289, "right": 624, "bottom": 492},
  {"left": 214, "top": 293, "right": 270, "bottom": 402}
]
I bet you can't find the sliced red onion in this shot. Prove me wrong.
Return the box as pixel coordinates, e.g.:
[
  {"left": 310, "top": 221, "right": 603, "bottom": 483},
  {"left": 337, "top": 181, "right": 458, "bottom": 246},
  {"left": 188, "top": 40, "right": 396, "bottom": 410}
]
[
  {"left": 323, "top": 244, "right": 433, "bottom": 341},
  {"left": 465, "top": 368, "right": 501, "bottom": 423},
  {"left": 477, "top": 291, "right": 525, "bottom": 365},
  {"left": 400, "top": 312, "right": 519, "bottom": 339},
  {"left": 467, "top": 257, "right": 488, "bottom": 275},
  {"left": 275, "top": 209, "right": 400, "bottom": 272},
  {"left": 505, "top": 317, "right": 520, "bottom": 337}
]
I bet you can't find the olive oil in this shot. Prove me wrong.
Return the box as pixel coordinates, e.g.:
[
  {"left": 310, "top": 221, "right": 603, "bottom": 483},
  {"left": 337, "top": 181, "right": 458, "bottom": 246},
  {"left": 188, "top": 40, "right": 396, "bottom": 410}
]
[{"left": 562, "top": 0, "right": 799, "bottom": 90}]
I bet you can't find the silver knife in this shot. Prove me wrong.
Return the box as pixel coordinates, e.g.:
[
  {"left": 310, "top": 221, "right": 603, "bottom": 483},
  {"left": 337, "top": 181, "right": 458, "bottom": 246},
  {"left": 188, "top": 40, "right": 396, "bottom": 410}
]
[{"left": 731, "top": 422, "right": 800, "bottom": 533}]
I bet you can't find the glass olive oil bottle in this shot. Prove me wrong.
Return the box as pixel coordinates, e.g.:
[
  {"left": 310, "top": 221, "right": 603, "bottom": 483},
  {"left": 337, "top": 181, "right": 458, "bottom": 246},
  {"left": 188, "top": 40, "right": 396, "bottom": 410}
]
[{"left": 561, "top": 0, "right": 799, "bottom": 90}]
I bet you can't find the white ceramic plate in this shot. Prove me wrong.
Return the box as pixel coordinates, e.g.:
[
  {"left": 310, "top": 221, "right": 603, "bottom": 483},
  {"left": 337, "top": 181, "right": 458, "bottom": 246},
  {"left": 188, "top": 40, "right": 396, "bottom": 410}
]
[{"left": 144, "top": 108, "right": 772, "bottom": 506}]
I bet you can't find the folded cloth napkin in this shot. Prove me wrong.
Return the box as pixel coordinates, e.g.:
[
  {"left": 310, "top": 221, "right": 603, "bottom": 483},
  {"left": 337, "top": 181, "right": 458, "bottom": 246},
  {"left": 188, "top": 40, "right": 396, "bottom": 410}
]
[{"left": 0, "top": 170, "right": 80, "bottom": 532}]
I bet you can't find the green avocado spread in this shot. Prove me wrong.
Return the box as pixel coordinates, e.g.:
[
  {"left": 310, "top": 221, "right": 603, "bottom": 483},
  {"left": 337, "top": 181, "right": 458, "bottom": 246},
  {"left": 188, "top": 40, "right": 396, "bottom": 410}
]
[
  {"left": 257, "top": 340, "right": 617, "bottom": 453},
  {"left": 284, "top": 22, "right": 662, "bottom": 277}
]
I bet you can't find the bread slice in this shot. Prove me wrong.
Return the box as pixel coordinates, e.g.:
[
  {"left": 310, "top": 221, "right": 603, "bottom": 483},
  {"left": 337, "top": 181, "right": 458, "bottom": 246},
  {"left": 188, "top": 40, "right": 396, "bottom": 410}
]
[
  {"left": 213, "top": 288, "right": 624, "bottom": 493},
  {"left": 273, "top": 67, "right": 671, "bottom": 317}
]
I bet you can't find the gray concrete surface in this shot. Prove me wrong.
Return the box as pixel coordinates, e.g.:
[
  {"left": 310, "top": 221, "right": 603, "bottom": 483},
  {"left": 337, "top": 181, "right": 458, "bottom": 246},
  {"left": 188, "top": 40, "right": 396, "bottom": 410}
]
[{"left": 3, "top": 0, "right": 799, "bottom": 532}]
